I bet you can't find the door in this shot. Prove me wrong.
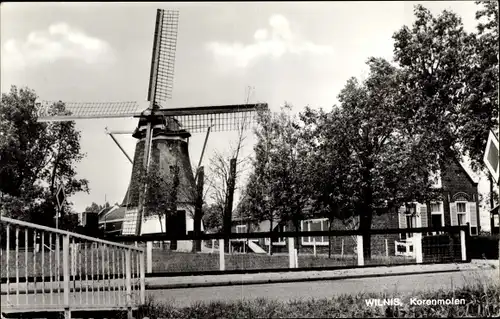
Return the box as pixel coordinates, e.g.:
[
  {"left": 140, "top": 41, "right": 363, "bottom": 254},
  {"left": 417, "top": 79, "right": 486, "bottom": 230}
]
[{"left": 166, "top": 210, "right": 186, "bottom": 250}]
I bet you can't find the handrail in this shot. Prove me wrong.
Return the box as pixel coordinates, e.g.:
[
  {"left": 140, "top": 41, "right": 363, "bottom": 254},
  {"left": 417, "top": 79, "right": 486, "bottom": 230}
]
[
  {"left": 110, "top": 225, "right": 470, "bottom": 242},
  {"left": 0, "top": 216, "right": 143, "bottom": 251}
]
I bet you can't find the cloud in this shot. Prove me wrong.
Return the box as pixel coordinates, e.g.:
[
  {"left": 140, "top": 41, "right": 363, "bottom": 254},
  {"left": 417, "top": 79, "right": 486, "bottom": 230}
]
[
  {"left": 1, "top": 23, "right": 114, "bottom": 70},
  {"left": 206, "top": 14, "right": 334, "bottom": 68}
]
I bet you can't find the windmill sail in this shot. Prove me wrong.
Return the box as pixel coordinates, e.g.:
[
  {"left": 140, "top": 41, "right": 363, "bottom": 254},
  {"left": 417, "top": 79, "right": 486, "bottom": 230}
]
[
  {"left": 36, "top": 101, "right": 142, "bottom": 122},
  {"left": 147, "top": 9, "right": 179, "bottom": 108}
]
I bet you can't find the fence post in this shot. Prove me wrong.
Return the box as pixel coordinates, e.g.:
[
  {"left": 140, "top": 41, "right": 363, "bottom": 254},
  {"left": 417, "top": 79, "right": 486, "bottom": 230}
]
[
  {"left": 295, "top": 248, "right": 299, "bottom": 268},
  {"left": 414, "top": 233, "right": 423, "bottom": 263},
  {"left": 385, "top": 239, "right": 389, "bottom": 257},
  {"left": 460, "top": 229, "right": 467, "bottom": 261},
  {"left": 62, "top": 234, "right": 71, "bottom": 318},
  {"left": 219, "top": 239, "right": 225, "bottom": 271},
  {"left": 146, "top": 242, "right": 153, "bottom": 273},
  {"left": 313, "top": 238, "right": 317, "bottom": 257},
  {"left": 356, "top": 235, "right": 364, "bottom": 266},
  {"left": 341, "top": 239, "right": 344, "bottom": 257},
  {"left": 140, "top": 250, "right": 146, "bottom": 304},
  {"left": 268, "top": 238, "right": 271, "bottom": 255},
  {"left": 288, "top": 237, "right": 295, "bottom": 268},
  {"left": 125, "top": 248, "right": 132, "bottom": 319}
]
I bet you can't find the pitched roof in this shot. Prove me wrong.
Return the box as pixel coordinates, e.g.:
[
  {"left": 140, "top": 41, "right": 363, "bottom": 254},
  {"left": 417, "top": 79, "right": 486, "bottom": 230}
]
[
  {"left": 455, "top": 156, "right": 479, "bottom": 185},
  {"left": 98, "top": 205, "right": 125, "bottom": 222}
]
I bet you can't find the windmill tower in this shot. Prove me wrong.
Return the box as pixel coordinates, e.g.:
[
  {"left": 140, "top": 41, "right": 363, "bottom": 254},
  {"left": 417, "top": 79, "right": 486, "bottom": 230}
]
[{"left": 36, "top": 9, "right": 268, "bottom": 246}]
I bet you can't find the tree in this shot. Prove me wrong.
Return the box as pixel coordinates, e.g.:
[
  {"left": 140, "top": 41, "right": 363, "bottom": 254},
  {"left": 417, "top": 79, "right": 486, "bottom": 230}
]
[
  {"left": 460, "top": 1, "right": 499, "bottom": 173},
  {"left": 300, "top": 57, "right": 442, "bottom": 259},
  {"left": 468, "top": 1, "right": 499, "bottom": 211},
  {"left": 206, "top": 97, "right": 253, "bottom": 252},
  {"left": 299, "top": 107, "right": 359, "bottom": 257},
  {"left": 0, "top": 86, "right": 89, "bottom": 230},
  {"left": 139, "top": 161, "right": 180, "bottom": 249},
  {"left": 202, "top": 203, "right": 224, "bottom": 233},
  {"left": 241, "top": 108, "right": 278, "bottom": 247},
  {"left": 84, "top": 202, "right": 111, "bottom": 214},
  {"left": 243, "top": 105, "right": 312, "bottom": 253},
  {"left": 393, "top": 4, "right": 498, "bottom": 173}
]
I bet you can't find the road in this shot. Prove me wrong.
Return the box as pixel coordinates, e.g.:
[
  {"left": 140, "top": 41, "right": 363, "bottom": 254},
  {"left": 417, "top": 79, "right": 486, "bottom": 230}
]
[
  {"left": 147, "top": 269, "right": 498, "bottom": 306},
  {"left": 2, "top": 268, "right": 498, "bottom": 311}
]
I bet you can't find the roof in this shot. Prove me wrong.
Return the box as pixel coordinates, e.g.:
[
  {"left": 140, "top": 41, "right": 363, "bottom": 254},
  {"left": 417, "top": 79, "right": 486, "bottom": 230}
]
[
  {"left": 98, "top": 205, "right": 125, "bottom": 222},
  {"left": 455, "top": 157, "right": 479, "bottom": 185}
]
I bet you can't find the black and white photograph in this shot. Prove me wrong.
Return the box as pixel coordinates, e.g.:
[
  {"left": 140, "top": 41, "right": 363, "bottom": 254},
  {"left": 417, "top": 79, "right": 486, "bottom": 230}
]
[{"left": 0, "top": 1, "right": 499, "bottom": 318}]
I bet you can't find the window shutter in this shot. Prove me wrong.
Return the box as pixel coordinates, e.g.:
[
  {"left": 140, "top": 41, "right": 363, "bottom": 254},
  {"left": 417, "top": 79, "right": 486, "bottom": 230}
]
[
  {"left": 450, "top": 202, "right": 457, "bottom": 226},
  {"left": 419, "top": 204, "right": 428, "bottom": 228},
  {"left": 468, "top": 202, "right": 478, "bottom": 227},
  {"left": 398, "top": 206, "right": 407, "bottom": 228}
]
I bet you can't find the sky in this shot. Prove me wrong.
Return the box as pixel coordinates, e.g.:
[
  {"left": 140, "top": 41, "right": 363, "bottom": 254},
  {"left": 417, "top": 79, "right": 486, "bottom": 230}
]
[{"left": 0, "top": 1, "right": 495, "bottom": 230}]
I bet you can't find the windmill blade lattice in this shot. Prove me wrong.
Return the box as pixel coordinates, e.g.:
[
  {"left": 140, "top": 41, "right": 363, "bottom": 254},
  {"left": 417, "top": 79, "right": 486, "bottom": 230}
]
[
  {"left": 36, "top": 101, "right": 142, "bottom": 122},
  {"left": 148, "top": 9, "right": 179, "bottom": 107},
  {"left": 153, "top": 103, "right": 267, "bottom": 133}
]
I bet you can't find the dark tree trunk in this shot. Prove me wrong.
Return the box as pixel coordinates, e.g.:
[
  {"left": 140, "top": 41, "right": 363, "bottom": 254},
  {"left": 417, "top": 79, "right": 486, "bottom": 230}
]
[
  {"left": 193, "top": 167, "right": 204, "bottom": 253},
  {"left": 360, "top": 157, "right": 374, "bottom": 260},
  {"left": 360, "top": 210, "right": 373, "bottom": 260},
  {"left": 223, "top": 159, "right": 237, "bottom": 253},
  {"left": 293, "top": 219, "right": 301, "bottom": 255}
]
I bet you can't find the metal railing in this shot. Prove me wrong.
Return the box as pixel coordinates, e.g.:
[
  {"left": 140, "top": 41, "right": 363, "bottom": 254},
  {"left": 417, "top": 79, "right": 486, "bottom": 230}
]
[{"left": 0, "top": 216, "right": 145, "bottom": 317}]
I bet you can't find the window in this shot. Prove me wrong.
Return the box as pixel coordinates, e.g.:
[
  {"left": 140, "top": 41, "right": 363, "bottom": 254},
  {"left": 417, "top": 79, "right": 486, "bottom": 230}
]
[
  {"left": 470, "top": 227, "right": 478, "bottom": 236},
  {"left": 456, "top": 202, "right": 467, "bottom": 226},
  {"left": 431, "top": 203, "right": 441, "bottom": 213},
  {"left": 457, "top": 203, "right": 466, "bottom": 213},
  {"left": 406, "top": 203, "right": 417, "bottom": 215},
  {"left": 430, "top": 202, "right": 444, "bottom": 228},
  {"left": 405, "top": 214, "right": 416, "bottom": 238},
  {"left": 235, "top": 225, "right": 247, "bottom": 233},
  {"left": 301, "top": 218, "right": 329, "bottom": 245},
  {"left": 429, "top": 169, "right": 442, "bottom": 188},
  {"left": 265, "top": 224, "right": 287, "bottom": 245}
]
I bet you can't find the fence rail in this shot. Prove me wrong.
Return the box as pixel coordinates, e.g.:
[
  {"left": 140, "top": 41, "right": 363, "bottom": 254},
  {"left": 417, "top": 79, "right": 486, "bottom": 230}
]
[
  {"left": 0, "top": 216, "right": 145, "bottom": 318},
  {"left": 107, "top": 225, "right": 470, "bottom": 275}
]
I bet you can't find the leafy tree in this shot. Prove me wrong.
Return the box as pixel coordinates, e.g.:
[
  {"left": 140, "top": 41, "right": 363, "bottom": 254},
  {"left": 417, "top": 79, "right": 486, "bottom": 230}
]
[
  {"left": 202, "top": 203, "right": 223, "bottom": 233},
  {"left": 244, "top": 105, "right": 312, "bottom": 253},
  {"left": 460, "top": 0, "right": 499, "bottom": 173},
  {"left": 393, "top": 4, "right": 498, "bottom": 173},
  {"left": 242, "top": 109, "right": 279, "bottom": 242},
  {"left": 0, "top": 86, "right": 88, "bottom": 229},
  {"left": 300, "top": 58, "right": 442, "bottom": 259},
  {"left": 84, "top": 202, "right": 111, "bottom": 214},
  {"left": 139, "top": 161, "right": 180, "bottom": 238}
]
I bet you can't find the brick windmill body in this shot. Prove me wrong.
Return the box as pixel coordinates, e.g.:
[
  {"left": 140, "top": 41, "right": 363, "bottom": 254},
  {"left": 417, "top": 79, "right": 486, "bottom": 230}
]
[{"left": 36, "top": 9, "right": 267, "bottom": 250}]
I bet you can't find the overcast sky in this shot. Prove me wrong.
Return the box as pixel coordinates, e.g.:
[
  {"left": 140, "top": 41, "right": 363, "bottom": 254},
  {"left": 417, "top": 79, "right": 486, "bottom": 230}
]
[{"left": 1, "top": 1, "right": 492, "bottom": 228}]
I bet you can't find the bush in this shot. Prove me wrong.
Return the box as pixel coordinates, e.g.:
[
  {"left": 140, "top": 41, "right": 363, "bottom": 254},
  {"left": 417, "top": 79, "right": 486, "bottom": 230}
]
[{"left": 467, "top": 235, "right": 499, "bottom": 259}]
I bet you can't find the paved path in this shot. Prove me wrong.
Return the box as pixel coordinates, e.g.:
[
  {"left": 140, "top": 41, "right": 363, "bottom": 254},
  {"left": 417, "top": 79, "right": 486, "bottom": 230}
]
[
  {"left": 147, "top": 268, "right": 499, "bottom": 307},
  {"left": 144, "top": 261, "right": 495, "bottom": 289}
]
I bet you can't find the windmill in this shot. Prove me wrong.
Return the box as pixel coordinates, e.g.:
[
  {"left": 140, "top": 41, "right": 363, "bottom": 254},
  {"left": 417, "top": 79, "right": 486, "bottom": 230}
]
[{"left": 36, "top": 9, "right": 268, "bottom": 243}]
